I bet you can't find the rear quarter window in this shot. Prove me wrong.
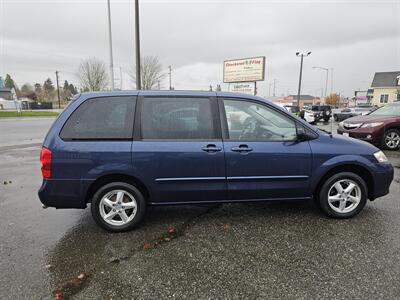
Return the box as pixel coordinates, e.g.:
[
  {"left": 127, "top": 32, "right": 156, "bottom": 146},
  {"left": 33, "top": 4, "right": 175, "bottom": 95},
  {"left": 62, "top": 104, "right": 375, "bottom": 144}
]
[{"left": 60, "top": 96, "right": 135, "bottom": 140}]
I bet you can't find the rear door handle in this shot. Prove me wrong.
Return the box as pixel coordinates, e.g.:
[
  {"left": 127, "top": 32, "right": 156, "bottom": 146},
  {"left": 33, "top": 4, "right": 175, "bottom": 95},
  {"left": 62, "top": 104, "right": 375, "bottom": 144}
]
[
  {"left": 231, "top": 145, "right": 253, "bottom": 153},
  {"left": 202, "top": 144, "right": 222, "bottom": 153}
]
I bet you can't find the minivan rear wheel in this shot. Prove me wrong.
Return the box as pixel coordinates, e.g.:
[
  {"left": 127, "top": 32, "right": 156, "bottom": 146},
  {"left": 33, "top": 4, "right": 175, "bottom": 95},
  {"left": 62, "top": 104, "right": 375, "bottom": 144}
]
[
  {"left": 91, "top": 182, "right": 146, "bottom": 232},
  {"left": 318, "top": 172, "right": 367, "bottom": 218}
]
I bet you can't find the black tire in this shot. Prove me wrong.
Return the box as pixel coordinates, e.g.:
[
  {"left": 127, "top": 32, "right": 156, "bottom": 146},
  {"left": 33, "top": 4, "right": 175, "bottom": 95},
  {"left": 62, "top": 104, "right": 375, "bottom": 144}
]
[
  {"left": 91, "top": 182, "right": 146, "bottom": 232},
  {"left": 382, "top": 129, "right": 400, "bottom": 150},
  {"left": 322, "top": 108, "right": 331, "bottom": 122},
  {"left": 318, "top": 172, "right": 367, "bottom": 219}
]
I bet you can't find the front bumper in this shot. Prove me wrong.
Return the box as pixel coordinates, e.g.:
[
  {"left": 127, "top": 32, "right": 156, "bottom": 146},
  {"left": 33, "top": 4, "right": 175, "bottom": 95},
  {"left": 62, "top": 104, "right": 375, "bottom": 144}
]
[
  {"left": 370, "top": 162, "right": 394, "bottom": 200},
  {"left": 337, "top": 126, "right": 383, "bottom": 146}
]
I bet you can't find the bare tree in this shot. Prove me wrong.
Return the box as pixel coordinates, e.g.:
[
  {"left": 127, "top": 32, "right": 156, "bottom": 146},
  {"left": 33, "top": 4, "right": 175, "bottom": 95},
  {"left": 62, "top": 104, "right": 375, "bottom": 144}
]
[
  {"left": 77, "top": 58, "right": 109, "bottom": 91},
  {"left": 130, "top": 56, "right": 165, "bottom": 90}
]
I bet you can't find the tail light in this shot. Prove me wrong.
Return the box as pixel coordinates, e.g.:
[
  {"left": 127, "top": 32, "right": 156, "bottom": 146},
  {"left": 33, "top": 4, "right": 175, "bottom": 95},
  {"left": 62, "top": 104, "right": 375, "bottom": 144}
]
[{"left": 40, "top": 147, "right": 52, "bottom": 179}]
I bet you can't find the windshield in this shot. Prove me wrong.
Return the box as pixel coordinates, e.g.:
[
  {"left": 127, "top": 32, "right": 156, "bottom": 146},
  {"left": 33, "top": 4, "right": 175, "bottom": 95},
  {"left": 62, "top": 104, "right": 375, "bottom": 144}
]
[{"left": 370, "top": 105, "right": 400, "bottom": 116}]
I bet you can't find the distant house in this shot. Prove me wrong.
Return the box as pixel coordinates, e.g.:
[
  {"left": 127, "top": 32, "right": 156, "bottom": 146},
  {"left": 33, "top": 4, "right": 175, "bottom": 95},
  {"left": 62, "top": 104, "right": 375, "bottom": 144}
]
[
  {"left": 370, "top": 71, "right": 400, "bottom": 106},
  {"left": 0, "top": 88, "right": 13, "bottom": 100}
]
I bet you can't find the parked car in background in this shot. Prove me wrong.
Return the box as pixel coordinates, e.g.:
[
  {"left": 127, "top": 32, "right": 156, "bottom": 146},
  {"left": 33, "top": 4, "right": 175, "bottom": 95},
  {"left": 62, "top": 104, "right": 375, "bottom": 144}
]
[
  {"left": 333, "top": 107, "right": 374, "bottom": 122},
  {"left": 337, "top": 103, "right": 400, "bottom": 150},
  {"left": 283, "top": 105, "right": 300, "bottom": 117},
  {"left": 39, "top": 91, "right": 393, "bottom": 232},
  {"left": 311, "top": 105, "right": 332, "bottom": 122},
  {"left": 300, "top": 109, "right": 318, "bottom": 124},
  {"left": 279, "top": 105, "right": 316, "bottom": 124}
]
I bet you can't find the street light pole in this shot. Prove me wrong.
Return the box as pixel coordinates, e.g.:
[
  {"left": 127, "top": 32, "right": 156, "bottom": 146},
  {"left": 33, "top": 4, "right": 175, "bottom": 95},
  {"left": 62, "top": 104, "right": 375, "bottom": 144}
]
[
  {"left": 135, "top": 0, "right": 141, "bottom": 90},
  {"left": 106, "top": 0, "right": 115, "bottom": 90},
  {"left": 55, "top": 70, "right": 61, "bottom": 109},
  {"left": 296, "top": 51, "right": 311, "bottom": 107},
  {"left": 168, "top": 66, "right": 172, "bottom": 90},
  {"left": 313, "top": 66, "right": 329, "bottom": 97}
]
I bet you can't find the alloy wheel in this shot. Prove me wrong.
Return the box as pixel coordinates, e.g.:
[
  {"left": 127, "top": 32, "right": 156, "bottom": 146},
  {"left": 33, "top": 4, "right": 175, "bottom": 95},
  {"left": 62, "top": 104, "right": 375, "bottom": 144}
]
[
  {"left": 385, "top": 131, "right": 400, "bottom": 149},
  {"left": 327, "top": 179, "right": 362, "bottom": 214},
  {"left": 99, "top": 190, "right": 137, "bottom": 226}
]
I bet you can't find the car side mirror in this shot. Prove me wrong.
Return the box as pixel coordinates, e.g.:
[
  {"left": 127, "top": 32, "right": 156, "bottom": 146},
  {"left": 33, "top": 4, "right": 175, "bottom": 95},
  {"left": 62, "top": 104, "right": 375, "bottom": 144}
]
[{"left": 296, "top": 124, "right": 316, "bottom": 142}]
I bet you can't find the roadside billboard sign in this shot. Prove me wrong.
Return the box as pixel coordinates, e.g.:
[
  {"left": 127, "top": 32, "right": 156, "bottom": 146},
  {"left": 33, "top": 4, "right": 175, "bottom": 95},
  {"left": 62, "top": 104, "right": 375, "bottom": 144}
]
[
  {"left": 223, "top": 56, "right": 265, "bottom": 83},
  {"left": 229, "top": 82, "right": 255, "bottom": 95}
]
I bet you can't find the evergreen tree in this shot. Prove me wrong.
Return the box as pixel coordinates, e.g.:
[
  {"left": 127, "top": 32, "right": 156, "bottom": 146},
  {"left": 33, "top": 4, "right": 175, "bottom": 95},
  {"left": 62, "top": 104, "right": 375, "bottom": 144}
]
[
  {"left": 43, "top": 78, "right": 55, "bottom": 93},
  {"left": 34, "top": 83, "right": 42, "bottom": 94},
  {"left": 4, "top": 74, "right": 15, "bottom": 89},
  {"left": 62, "top": 80, "right": 78, "bottom": 101},
  {"left": 42, "top": 78, "right": 55, "bottom": 101},
  {"left": 62, "top": 80, "right": 69, "bottom": 93},
  {"left": 69, "top": 83, "right": 78, "bottom": 95}
]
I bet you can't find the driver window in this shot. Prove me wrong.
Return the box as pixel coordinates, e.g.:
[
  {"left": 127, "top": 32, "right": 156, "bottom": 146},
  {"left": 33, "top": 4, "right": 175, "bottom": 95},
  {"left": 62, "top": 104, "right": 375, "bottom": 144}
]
[{"left": 223, "top": 99, "right": 297, "bottom": 141}]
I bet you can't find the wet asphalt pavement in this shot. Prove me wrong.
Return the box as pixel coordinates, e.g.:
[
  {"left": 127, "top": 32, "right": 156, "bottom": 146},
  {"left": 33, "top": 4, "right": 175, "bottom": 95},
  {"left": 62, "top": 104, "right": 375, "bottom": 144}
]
[{"left": 1, "top": 117, "right": 399, "bottom": 299}]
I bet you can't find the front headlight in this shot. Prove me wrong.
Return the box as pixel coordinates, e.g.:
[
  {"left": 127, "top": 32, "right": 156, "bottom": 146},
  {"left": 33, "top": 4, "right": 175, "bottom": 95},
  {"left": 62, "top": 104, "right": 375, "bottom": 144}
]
[
  {"left": 374, "top": 151, "right": 388, "bottom": 163},
  {"left": 339, "top": 121, "right": 344, "bottom": 127},
  {"left": 360, "top": 122, "right": 384, "bottom": 128}
]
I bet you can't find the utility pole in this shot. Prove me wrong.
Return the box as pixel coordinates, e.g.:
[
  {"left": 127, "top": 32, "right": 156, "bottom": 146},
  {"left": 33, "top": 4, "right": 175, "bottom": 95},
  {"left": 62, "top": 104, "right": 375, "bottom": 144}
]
[
  {"left": 135, "top": 0, "right": 141, "bottom": 90},
  {"left": 296, "top": 51, "right": 311, "bottom": 107},
  {"left": 55, "top": 71, "right": 61, "bottom": 109},
  {"left": 254, "top": 81, "right": 257, "bottom": 96},
  {"left": 168, "top": 65, "right": 172, "bottom": 90},
  {"left": 119, "top": 66, "right": 123, "bottom": 90},
  {"left": 331, "top": 67, "right": 334, "bottom": 94},
  {"left": 273, "top": 78, "right": 277, "bottom": 97},
  {"left": 107, "top": 0, "right": 115, "bottom": 90}
]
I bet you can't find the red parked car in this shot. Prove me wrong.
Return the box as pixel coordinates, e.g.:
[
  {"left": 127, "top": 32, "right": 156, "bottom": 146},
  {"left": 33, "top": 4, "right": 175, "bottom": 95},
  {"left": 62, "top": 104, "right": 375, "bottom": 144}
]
[{"left": 337, "top": 103, "right": 400, "bottom": 150}]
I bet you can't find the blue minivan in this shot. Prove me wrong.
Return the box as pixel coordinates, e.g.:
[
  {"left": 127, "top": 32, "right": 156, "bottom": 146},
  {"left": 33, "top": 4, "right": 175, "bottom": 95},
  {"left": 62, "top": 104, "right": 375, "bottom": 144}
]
[{"left": 39, "top": 91, "right": 394, "bottom": 232}]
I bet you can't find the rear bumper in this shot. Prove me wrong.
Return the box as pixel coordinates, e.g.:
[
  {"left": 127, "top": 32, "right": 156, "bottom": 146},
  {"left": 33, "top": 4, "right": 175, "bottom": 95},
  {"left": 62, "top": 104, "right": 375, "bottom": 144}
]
[{"left": 38, "top": 179, "right": 93, "bottom": 209}]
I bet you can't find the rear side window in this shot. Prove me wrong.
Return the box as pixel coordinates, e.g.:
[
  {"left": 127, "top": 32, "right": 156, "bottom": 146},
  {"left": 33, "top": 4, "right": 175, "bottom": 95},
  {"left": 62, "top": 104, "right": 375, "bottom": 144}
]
[
  {"left": 60, "top": 97, "right": 135, "bottom": 140},
  {"left": 141, "top": 97, "right": 215, "bottom": 139}
]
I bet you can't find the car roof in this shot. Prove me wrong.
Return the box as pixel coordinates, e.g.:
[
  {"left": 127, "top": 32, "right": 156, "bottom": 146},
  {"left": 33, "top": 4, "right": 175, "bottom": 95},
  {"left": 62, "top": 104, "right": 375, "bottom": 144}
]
[{"left": 78, "top": 90, "right": 274, "bottom": 104}]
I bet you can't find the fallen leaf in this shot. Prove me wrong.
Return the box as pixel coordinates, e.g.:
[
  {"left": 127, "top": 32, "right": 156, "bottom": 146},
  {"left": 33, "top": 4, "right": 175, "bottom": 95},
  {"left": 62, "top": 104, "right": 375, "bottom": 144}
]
[
  {"left": 167, "top": 226, "right": 176, "bottom": 234},
  {"left": 143, "top": 242, "right": 153, "bottom": 250},
  {"left": 223, "top": 224, "right": 230, "bottom": 230},
  {"left": 52, "top": 289, "right": 63, "bottom": 300}
]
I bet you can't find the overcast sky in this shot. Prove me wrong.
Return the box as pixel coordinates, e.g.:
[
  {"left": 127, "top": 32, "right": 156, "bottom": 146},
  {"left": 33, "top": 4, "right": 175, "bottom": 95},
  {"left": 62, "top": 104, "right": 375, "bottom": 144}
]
[{"left": 1, "top": 0, "right": 399, "bottom": 98}]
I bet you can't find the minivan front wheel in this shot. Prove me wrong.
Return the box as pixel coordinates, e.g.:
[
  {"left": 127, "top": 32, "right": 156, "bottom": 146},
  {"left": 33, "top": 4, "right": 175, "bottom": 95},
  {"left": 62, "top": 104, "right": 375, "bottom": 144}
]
[
  {"left": 318, "top": 172, "right": 367, "bottom": 218},
  {"left": 91, "top": 182, "right": 146, "bottom": 232}
]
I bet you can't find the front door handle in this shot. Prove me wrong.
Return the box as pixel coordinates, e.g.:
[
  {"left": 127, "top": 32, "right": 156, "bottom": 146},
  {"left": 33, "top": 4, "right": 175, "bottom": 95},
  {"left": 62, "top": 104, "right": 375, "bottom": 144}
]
[
  {"left": 202, "top": 144, "right": 222, "bottom": 153},
  {"left": 231, "top": 144, "right": 253, "bottom": 153}
]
